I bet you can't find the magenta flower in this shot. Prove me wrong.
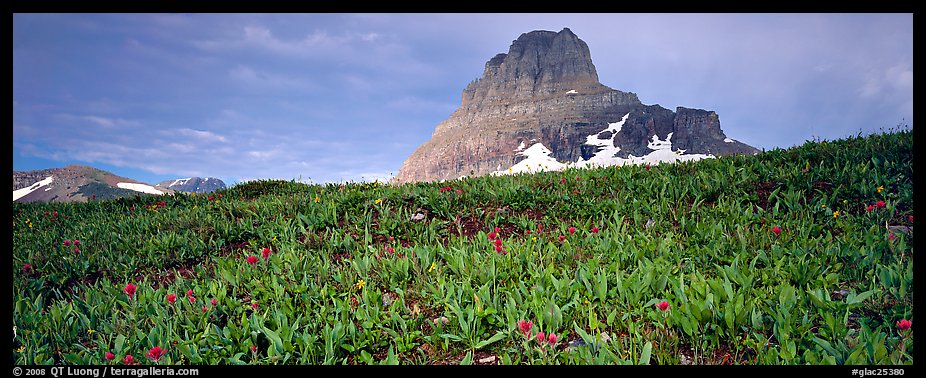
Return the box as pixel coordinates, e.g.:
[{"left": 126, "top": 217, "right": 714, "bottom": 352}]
[
  {"left": 187, "top": 289, "right": 194, "bottom": 297},
  {"left": 866, "top": 205, "right": 874, "bottom": 212},
  {"left": 124, "top": 283, "right": 137, "bottom": 298},
  {"left": 73, "top": 239, "right": 81, "bottom": 246},
  {"left": 771, "top": 225, "right": 782, "bottom": 235},
  {"left": 188, "top": 296, "right": 196, "bottom": 304},
  {"left": 909, "top": 215, "right": 915, "bottom": 223},
  {"left": 591, "top": 227, "right": 599, "bottom": 234},
  {"left": 568, "top": 227, "right": 576, "bottom": 234},
  {"left": 495, "top": 245, "right": 504, "bottom": 253},
  {"left": 73, "top": 247, "right": 80, "bottom": 254},
  {"left": 251, "top": 302, "right": 259, "bottom": 309},
  {"left": 897, "top": 319, "right": 912, "bottom": 331},
  {"left": 537, "top": 331, "right": 546, "bottom": 343},
  {"left": 145, "top": 346, "right": 166, "bottom": 362},
  {"left": 876, "top": 200, "right": 886, "bottom": 209},
  {"left": 166, "top": 293, "right": 177, "bottom": 305},
  {"left": 385, "top": 246, "right": 394, "bottom": 254},
  {"left": 22, "top": 264, "right": 32, "bottom": 274},
  {"left": 201, "top": 306, "right": 208, "bottom": 312},
  {"left": 487, "top": 232, "right": 497, "bottom": 240},
  {"left": 547, "top": 333, "right": 558, "bottom": 345},
  {"left": 247, "top": 255, "right": 258, "bottom": 265},
  {"left": 105, "top": 351, "right": 115, "bottom": 361},
  {"left": 558, "top": 235, "right": 566, "bottom": 241},
  {"left": 251, "top": 345, "right": 258, "bottom": 353},
  {"left": 889, "top": 233, "right": 896, "bottom": 241},
  {"left": 494, "top": 238, "right": 503, "bottom": 247},
  {"left": 656, "top": 301, "right": 670, "bottom": 312},
  {"left": 63, "top": 240, "right": 71, "bottom": 246},
  {"left": 262, "top": 247, "right": 272, "bottom": 260},
  {"left": 517, "top": 320, "right": 533, "bottom": 335},
  {"left": 123, "top": 355, "right": 134, "bottom": 365},
  {"left": 211, "top": 298, "right": 218, "bottom": 306}
]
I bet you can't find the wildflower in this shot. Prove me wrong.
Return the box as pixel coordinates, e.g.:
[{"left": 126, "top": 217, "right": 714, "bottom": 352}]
[
  {"left": 167, "top": 294, "right": 177, "bottom": 305},
  {"left": 188, "top": 296, "right": 196, "bottom": 304},
  {"left": 877, "top": 185, "right": 884, "bottom": 193},
  {"left": 87, "top": 328, "right": 94, "bottom": 335},
  {"left": 124, "top": 283, "right": 137, "bottom": 298},
  {"left": 568, "top": 227, "right": 576, "bottom": 234},
  {"left": 518, "top": 320, "right": 534, "bottom": 335},
  {"left": 123, "top": 355, "right": 134, "bottom": 364},
  {"left": 247, "top": 255, "right": 258, "bottom": 265},
  {"left": 23, "top": 264, "right": 32, "bottom": 274},
  {"left": 145, "top": 346, "right": 166, "bottom": 363},
  {"left": 560, "top": 177, "right": 566, "bottom": 184},
  {"left": 866, "top": 205, "right": 874, "bottom": 212},
  {"left": 495, "top": 245, "right": 504, "bottom": 253},
  {"left": 889, "top": 233, "right": 896, "bottom": 241},
  {"left": 16, "top": 346, "right": 25, "bottom": 353},
  {"left": 494, "top": 238, "right": 503, "bottom": 247},
  {"left": 495, "top": 227, "right": 501, "bottom": 233},
  {"left": 262, "top": 247, "right": 272, "bottom": 260},
  {"left": 251, "top": 302, "right": 259, "bottom": 309},
  {"left": 656, "top": 301, "right": 671, "bottom": 311},
  {"left": 202, "top": 306, "right": 208, "bottom": 312},
  {"left": 833, "top": 211, "right": 840, "bottom": 218},
  {"left": 771, "top": 225, "right": 782, "bottom": 235},
  {"left": 428, "top": 262, "right": 436, "bottom": 273},
  {"left": 355, "top": 278, "right": 366, "bottom": 290},
  {"left": 645, "top": 164, "right": 651, "bottom": 170},
  {"left": 73, "top": 240, "right": 81, "bottom": 246},
  {"left": 591, "top": 227, "right": 599, "bottom": 234},
  {"left": 547, "top": 333, "right": 558, "bottom": 345},
  {"left": 375, "top": 198, "right": 382, "bottom": 204},
  {"left": 487, "top": 232, "right": 497, "bottom": 240},
  {"left": 105, "top": 351, "right": 115, "bottom": 361},
  {"left": 573, "top": 189, "right": 580, "bottom": 195},
  {"left": 251, "top": 345, "right": 258, "bottom": 353},
  {"left": 63, "top": 240, "right": 71, "bottom": 246},
  {"left": 909, "top": 215, "right": 915, "bottom": 223},
  {"left": 314, "top": 195, "right": 320, "bottom": 203},
  {"left": 875, "top": 200, "right": 886, "bottom": 209},
  {"left": 559, "top": 235, "right": 566, "bottom": 242},
  {"left": 211, "top": 298, "right": 218, "bottom": 306},
  {"left": 537, "top": 331, "right": 546, "bottom": 343},
  {"left": 385, "top": 246, "right": 394, "bottom": 254},
  {"left": 187, "top": 289, "right": 194, "bottom": 297},
  {"left": 455, "top": 189, "right": 463, "bottom": 195},
  {"left": 897, "top": 319, "right": 912, "bottom": 331},
  {"left": 73, "top": 247, "right": 80, "bottom": 254}
]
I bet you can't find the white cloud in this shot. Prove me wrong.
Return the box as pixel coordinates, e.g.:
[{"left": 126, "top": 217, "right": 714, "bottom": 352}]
[
  {"left": 174, "top": 128, "right": 228, "bottom": 143},
  {"left": 859, "top": 63, "right": 913, "bottom": 98}
]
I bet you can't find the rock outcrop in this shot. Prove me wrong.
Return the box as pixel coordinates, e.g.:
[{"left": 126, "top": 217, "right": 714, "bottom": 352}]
[
  {"left": 394, "top": 28, "right": 759, "bottom": 183},
  {"left": 155, "top": 177, "right": 225, "bottom": 194}
]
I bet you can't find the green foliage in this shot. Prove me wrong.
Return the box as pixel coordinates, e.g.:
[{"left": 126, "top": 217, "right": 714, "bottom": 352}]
[{"left": 12, "top": 130, "right": 914, "bottom": 365}]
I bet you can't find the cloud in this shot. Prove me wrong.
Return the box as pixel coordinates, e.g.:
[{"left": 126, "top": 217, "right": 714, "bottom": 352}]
[
  {"left": 227, "top": 65, "right": 314, "bottom": 91},
  {"left": 859, "top": 63, "right": 913, "bottom": 98},
  {"left": 174, "top": 128, "right": 228, "bottom": 143}
]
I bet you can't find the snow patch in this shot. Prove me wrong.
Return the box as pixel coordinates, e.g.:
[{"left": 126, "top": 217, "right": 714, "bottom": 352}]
[
  {"left": 170, "top": 178, "right": 191, "bottom": 187},
  {"left": 724, "top": 138, "right": 734, "bottom": 143},
  {"left": 13, "top": 176, "right": 53, "bottom": 201},
  {"left": 566, "top": 89, "right": 578, "bottom": 95},
  {"left": 493, "top": 143, "right": 567, "bottom": 176},
  {"left": 117, "top": 182, "right": 164, "bottom": 195},
  {"left": 516, "top": 141, "right": 526, "bottom": 151}
]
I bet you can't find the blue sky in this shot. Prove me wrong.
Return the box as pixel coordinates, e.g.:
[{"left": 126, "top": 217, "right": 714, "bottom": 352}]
[{"left": 13, "top": 13, "right": 913, "bottom": 186}]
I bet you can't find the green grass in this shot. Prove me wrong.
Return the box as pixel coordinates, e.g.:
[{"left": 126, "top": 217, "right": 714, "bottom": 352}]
[{"left": 12, "top": 130, "right": 914, "bottom": 365}]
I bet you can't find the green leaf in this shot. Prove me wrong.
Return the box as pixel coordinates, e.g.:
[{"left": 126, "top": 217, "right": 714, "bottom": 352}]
[
  {"left": 460, "top": 351, "right": 473, "bottom": 365},
  {"left": 639, "top": 341, "right": 652, "bottom": 365},
  {"left": 474, "top": 330, "right": 506, "bottom": 349}
]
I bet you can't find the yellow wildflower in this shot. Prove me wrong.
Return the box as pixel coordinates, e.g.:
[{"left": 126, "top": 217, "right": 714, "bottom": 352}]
[
  {"left": 833, "top": 211, "right": 840, "bottom": 218},
  {"left": 355, "top": 279, "right": 366, "bottom": 290},
  {"left": 375, "top": 198, "right": 382, "bottom": 205},
  {"left": 427, "top": 262, "right": 436, "bottom": 273},
  {"left": 314, "top": 195, "right": 320, "bottom": 203},
  {"left": 16, "top": 346, "right": 25, "bottom": 353},
  {"left": 87, "top": 328, "right": 94, "bottom": 335},
  {"left": 877, "top": 185, "right": 884, "bottom": 193}
]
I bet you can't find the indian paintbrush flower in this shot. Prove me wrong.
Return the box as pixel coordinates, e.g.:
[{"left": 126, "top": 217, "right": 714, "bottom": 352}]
[
  {"left": 105, "top": 351, "right": 115, "bottom": 361},
  {"left": 591, "top": 226, "right": 599, "bottom": 234},
  {"left": 211, "top": 298, "right": 218, "bottom": 306},
  {"left": 897, "top": 319, "right": 912, "bottom": 331},
  {"left": 167, "top": 294, "right": 177, "bottom": 305},
  {"left": 876, "top": 200, "right": 886, "bottom": 208},
  {"left": 124, "top": 283, "right": 137, "bottom": 298},
  {"left": 187, "top": 289, "right": 194, "bottom": 297},
  {"left": 518, "top": 320, "right": 533, "bottom": 336},
  {"left": 568, "top": 227, "right": 576, "bottom": 234},
  {"left": 656, "top": 301, "right": 671, "bottom": 311},
  {"left": 146, "top": 346, "right": 166, "bottom": 363},
  {"left": 123, "top": 355, "right": 134, "bottom": 364},
  {"left": 247, "top": 255, "right": 258, "bottom": 265},
  {"left": 262, "top": 247, "right": 272, "bottom": 260},
  {"left": 771, "top": 225, "right": 782, "bottom": 235}
]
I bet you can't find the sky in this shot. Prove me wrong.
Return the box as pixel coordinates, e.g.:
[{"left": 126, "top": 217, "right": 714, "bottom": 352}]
[{"left": 12, "top": 13, "right": 913, "bottom": 186}]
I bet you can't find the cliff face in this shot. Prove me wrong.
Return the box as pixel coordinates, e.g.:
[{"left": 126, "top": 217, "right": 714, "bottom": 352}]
[{"left": 394, "top": 28, "right": 759, "bottom": 183}]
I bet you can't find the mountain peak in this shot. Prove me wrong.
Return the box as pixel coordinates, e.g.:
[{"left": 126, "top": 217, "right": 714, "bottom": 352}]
[{"left": 463, "top": 28, "right": 601, "bottom": 105}]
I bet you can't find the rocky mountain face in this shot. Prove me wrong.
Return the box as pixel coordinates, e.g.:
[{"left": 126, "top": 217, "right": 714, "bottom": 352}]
[
  {"left": 155, "top": 177, "right": 226, "bottom": 194},
  {"left": 394, "top": 28, "right": 759, "bottom": 183},
  {"left": 13, "top": 165, "right": 173, "bottom": 203}
]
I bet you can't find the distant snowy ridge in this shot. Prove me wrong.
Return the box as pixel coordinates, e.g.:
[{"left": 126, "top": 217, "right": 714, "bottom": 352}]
[{"left": 13, "top": 176, "right": 53, "bottom": 201}]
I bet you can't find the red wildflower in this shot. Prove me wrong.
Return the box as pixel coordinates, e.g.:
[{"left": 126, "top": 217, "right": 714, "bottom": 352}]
[
  {"left": 211, "top": 298, "right": 218, "bottom": 306},
  {"left": 771, "top": 225, "right": 782, "bottom": 235},
  {"left": 247, "top": 255, "right": 258, "bottom": 265},
  {"left": 875, "top": 200, "right": 886, "bottom": 209},
  {"left": 385, "top": 246, "right": 394, "bottom": 254},
  {"left": 897, "top": 319, "right": 912, "bottom": 331},
  {"left": 494, "top": 238, "right": 503, "bottom": 247},
  {"left": 909, "top": 215, "right": 915, "bottom": 223},
  {"left": 591, "top": 227, "right": 599, "bottom": 234},
  {"left": 866, "top": 205, "right": 874, "bottom": 212},
  {"left": 537, "top": 224, "right": 543, "bottom": 232},
  {"left": 517, "top": 320, "right": 533, "bottom": 335},
  {"left": 889, "top": 233, "right": 896, "bottom": 241},
  {"left": 167, "top": 294, "right": 177, "bottom": 305},
  {"left": 568, "top": 227, "right": 576, "bottom": 234},
  {"left": 52, "top": 211, "right": 58, "bottom": 217},
  {"left": 262, "top": 247, "right": 272, "bottom": 260},
  {"left": 455, "top": 189, "right": 463, "bottom": 195},
  {"left": 202, "top": 306, "right": 208, "bottom": 312},
  {"left": 188, "top": 296, "right": 196, "bottom": 304},
  {"left": 187, "top": 289, "right": 194, "bottom": 297},
  {"left": 558, "top": 235, "right": 565, "bottom": 241},
  {"left": 487, "top": 232, "right": 497, "bottom": 240},
  {"left": 645, "top": 164, "right": 651, "bottom": 169},
  {"left": 251, "top": 302, "right": 259, "bottom": 309},
  {"left": 656, "top": 301, "right": 670, "bottom": 311},
  {"left": 560, "top": 177, "right": 566, "bottom": 184},
  {"left": 537, "top": 331, "right": 546, "bottom": 343},
  {"left": 123, "top": 355, "right": 134, "bottom": 365},
  {"left": 105, "top": 351, "right": 115, "bottom": 361},
  {"left": 547, "top": 333, "right": 558, "bottom": 345},
  {"left": 73, "top": 240, "right": 81, "bottom": 246},
  {"left": 251, "top": 345, "right": 258, "bottom": 353},
  {"left": 495, "top": 227, "right": 501, "bottom": 233},
  {"left": 145, "top": 346, "right": 166, "bottom": 362},
  {"left": 208, "top": 196, "right": 215, "bottom": 201},
  {"left": 495, "top": 245, "right": 504, "bottom": 253},
  {"left": 73, "top": 247, "right": 80, "bottom": 254},
  {"left": 63, "top": 240, "right": 71, "bottom": 246},
  {"left": 22, "top": 264, "right": 32, "bottom": 274},
  {"left": 573, "top": 189, "right": 579, "bottom": 195},
  {"left": 124, "top": 283, "right": 137, "bottom": 298},
  {"left": 439, "top": 186, "right": 452, "bottom": 193}
]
